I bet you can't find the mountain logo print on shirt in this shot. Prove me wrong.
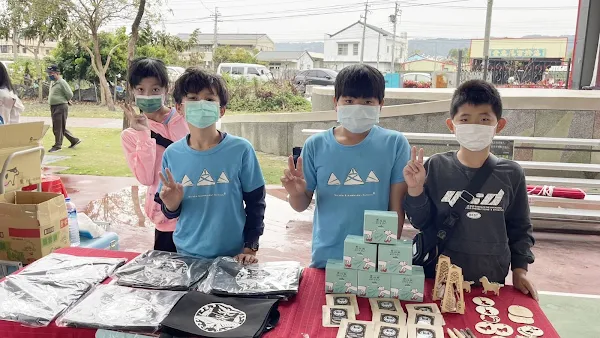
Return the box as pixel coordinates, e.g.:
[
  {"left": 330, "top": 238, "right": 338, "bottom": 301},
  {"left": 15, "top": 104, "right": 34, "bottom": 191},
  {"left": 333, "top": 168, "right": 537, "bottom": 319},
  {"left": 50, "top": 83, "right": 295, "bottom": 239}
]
[
  {"left": 328, "top": 173, "right": 341, "bottom": 186},
  {"left": 344, "top": 168, "right": 364, "bottom": 185},
  {"left": 366, "top": 171, "right": 379, "bottom": 183},
  {"left": 197, "top": 169, "right": 216, "bottom": 186},
  {"left": 182, "top": 175, "right": 194, "bottom": 187},
  {"left": 217, "top": 172, "right": 230, "bottom": 184},
  {"left": 194, "top": 303, "right": 246, "bottom": 333}
]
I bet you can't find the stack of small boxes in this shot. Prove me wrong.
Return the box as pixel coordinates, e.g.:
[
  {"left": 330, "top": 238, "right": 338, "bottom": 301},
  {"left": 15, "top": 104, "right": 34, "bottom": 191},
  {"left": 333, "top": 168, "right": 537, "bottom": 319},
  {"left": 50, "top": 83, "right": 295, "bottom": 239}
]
[{"left": 325, "top": 210, "right": 425, "bottom": 302}]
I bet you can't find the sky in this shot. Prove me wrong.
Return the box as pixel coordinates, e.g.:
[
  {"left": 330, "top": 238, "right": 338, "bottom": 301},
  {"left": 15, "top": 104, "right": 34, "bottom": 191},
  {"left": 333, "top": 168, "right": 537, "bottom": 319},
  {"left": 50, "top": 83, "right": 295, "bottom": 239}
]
[{"left": 108, "top": 0, "right": 581, "bottom": 42}]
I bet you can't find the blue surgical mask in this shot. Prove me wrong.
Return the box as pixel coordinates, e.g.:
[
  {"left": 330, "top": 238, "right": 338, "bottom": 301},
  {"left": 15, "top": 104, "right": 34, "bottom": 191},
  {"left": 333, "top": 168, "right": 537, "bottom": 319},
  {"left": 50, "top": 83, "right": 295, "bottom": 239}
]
[
  {"left": 135, "top": 95, "right": 164, "bottom": 113},
  {"left": 185, "top": 100, "right": 220, "bottom": 129},
  {"left": 48, "top": 75, "right": 56, "bottom": 81},
  {"left": 337, "top": 104, "right": 380, "bottom": 133}
]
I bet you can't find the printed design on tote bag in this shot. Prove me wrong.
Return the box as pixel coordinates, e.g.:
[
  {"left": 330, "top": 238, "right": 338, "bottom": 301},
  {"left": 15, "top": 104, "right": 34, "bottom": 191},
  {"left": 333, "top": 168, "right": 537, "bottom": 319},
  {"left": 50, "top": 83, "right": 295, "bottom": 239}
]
[
  {"left": 143, "top": 258, "right": 189, "bottom": 280},
  {"left": 235, "top": 268, "right": 271, "bottom": 290},
  {"left": 98, "top": 294, "right": 155, "bottom": 323},
  {"left": 194, "top": 303, "right": 246, "bottom": 333}
]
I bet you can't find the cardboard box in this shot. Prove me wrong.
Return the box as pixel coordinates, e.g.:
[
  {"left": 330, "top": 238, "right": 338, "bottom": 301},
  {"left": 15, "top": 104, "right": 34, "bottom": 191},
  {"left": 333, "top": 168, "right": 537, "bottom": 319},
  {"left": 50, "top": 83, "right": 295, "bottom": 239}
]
[
  {"left": 0, "top": 191, "right": 69, "bottom": 264},
  {"left": 358, "top": 271, "right": 391, "bottom": 298},
  {"left": 363, "top": 210, "right": 398, "bottom": 245},
  {"left": 0, "top": 122, "right": 46, "bottom": 193},
  {"left": 390, "top": 266, "right": 425, "bottom": 302},
  {"left": 343, "top": 235, "right": 377, "bottom": 271},
  {"left": 326, "top": 259, "right": 358, "bottom": 294},
  {"left": 378, "top": 239, "right": 413, "bottom": 274}
]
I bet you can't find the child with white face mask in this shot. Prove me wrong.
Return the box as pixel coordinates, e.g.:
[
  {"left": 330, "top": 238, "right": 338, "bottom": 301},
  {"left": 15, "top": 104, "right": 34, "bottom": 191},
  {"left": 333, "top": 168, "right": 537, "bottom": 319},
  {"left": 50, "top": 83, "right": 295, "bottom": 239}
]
[
  {"left": 282, "top": 64, "right": 411, "bottom": 268},
  {"left": 403, "top": 80, "right": 537, "bottom": 301},
  {"left": 155, "top": 68, "right": 265, "bottom": 265},
  {"left": 121, "top": 57, "right": 189, "bottom": 252}
]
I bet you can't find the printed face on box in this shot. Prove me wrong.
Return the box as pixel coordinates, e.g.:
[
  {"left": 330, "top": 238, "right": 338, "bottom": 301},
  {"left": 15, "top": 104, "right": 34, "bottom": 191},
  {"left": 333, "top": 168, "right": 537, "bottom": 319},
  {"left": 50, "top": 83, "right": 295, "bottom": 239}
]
[
  {"left": 377, "top": 300, "right": 396, "bottom": 311},
  {"left": 345, "top": 323, "right": 367, "bottom": 338},
  {"left": 331, "top": 308, "right": 348, "bottom": 324},
  {"left": 379, "top": 327, "right": 399, "bottom": 338},
  {"left": 335, "top": 296, "right": 350, "bottom": 306},
  {"left": 414, "top": 306, "right": 433, "bottom": 313},
  {"left": 416, "top": 328, "right": 435, "bottom": 338},
  {"left": 415, "top": 314, "right": 434, "bottom": 325},
  {"left": 381, "top": 314, "right": 399, "bottom": 324}
]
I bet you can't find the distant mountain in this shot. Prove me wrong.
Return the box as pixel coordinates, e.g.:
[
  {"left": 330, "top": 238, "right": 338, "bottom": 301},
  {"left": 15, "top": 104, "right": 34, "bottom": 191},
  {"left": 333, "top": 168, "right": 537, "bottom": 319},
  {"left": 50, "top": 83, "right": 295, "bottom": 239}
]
[
  {"left": 275, "top": 42, "right": 324, "bottom": 53},
  {"left": 408, "top": 35, "right": 575, "bottom": 58}
]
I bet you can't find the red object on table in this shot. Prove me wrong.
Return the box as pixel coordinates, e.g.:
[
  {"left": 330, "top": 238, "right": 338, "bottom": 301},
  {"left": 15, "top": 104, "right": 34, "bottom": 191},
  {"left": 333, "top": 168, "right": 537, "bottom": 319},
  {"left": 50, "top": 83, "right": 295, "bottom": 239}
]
[
  {"left": 0, "top": 248, "right": 560, "bottom": 338},
  {"left": 21, "top": 175, "right": 68, "bottom": 198},
  {"left": 527, "top": 185, "right": 586, "bottom": 199}
]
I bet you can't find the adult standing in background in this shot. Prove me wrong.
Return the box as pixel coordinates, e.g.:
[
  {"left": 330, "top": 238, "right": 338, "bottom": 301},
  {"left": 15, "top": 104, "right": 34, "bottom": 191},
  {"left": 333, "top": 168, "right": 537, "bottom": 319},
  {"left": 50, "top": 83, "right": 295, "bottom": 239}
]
[
  {"left": 0, "top": 62, "right": 24, "bottom": 125},
  {"left": 47, "top": 65, "right": 81, "bottom": 153}
]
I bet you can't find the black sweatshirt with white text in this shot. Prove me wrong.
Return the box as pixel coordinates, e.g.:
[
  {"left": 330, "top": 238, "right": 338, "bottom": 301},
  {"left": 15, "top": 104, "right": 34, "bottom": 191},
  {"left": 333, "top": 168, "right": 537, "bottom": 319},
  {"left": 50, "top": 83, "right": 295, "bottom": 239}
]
[{"left": 404, "top": 151, "right": 535, "bottom": 283}]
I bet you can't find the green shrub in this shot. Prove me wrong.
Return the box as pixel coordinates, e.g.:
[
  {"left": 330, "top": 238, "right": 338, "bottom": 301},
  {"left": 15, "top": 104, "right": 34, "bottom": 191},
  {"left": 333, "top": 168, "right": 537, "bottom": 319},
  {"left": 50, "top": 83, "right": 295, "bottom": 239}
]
[{"left": 222, "top": 75, "right": 311, "bottom": 113}]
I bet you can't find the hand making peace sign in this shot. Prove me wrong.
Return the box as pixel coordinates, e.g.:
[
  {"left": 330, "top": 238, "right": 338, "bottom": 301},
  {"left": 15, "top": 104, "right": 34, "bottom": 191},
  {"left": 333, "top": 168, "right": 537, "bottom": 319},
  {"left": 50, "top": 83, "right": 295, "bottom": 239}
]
[
  {"left": 281, "top": 156, "right": 307, "bottom": 196},
  {"left": 403, "top": 146, "right": 426, "bottom": 189},
  {"left": 121, "top": 103, "right": 149, "bottom": 131},
  {"left": 159, "top": 168, "right": 184, "bottom": 212}
]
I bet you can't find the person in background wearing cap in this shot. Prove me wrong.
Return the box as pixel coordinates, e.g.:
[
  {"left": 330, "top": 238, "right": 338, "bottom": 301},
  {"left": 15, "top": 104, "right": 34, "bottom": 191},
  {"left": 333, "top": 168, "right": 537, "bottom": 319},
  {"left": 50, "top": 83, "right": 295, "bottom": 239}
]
[{"left": 47, "top": 65, "right": 81, "bottom": 152}]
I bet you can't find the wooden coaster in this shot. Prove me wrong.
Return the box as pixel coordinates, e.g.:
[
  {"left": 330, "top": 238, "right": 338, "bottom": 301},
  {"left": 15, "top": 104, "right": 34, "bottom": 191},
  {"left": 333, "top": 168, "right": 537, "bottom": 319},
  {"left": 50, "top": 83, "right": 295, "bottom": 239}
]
[
  {"left": 473, "top": 296, "right": 495, "bottom": 307},
  {"left": 326, "top": 294, "right": 360, "bottom": 315},
  {"left": 480, "top": 314, "right": 501, "bottom": 323},
  {"left": 518, "top": 325, "right": 544, "bottom": 337},
  {"left": 509, "top": 313, "right": 535, "bottom": 324},
  {"left": 494, "top": 323, "right": 514, "bottom": 337},
  {"left": 476, "top": 305, "right": 499, "bottom": 316},
  {"left": 508, "top": 305, "right": 534, "bottom": 318},
  {"left": 475, "top": 322, "right": 497, "bottom": 335}
]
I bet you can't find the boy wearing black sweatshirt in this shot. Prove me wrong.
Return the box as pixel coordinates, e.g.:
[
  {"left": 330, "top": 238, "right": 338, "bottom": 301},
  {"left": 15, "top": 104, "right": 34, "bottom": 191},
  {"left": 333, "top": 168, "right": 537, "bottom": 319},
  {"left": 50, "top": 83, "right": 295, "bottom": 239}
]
[{"left": 403, "top": 80, "right": 537, "bottom": 300}]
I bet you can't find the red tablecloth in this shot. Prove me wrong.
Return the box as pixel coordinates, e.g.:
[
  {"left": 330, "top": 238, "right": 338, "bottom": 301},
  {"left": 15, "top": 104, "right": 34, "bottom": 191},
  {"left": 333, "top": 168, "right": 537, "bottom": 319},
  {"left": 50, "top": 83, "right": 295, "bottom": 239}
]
[
  {"left": 0, "top": 248, "right": 560, "bottom": 338},
  {"left": 22, "top": 175, "right": 68, "bottom": 197}
]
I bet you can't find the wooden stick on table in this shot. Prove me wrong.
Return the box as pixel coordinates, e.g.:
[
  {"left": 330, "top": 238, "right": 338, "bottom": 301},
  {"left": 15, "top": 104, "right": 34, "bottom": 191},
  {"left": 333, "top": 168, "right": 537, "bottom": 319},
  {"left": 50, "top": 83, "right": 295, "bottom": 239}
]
[
  {"left": 447, "top": 328, "right": 459, "bottom": 338},
  {"left": 453, "top": 328, "right": 466, "bottom": 338}
]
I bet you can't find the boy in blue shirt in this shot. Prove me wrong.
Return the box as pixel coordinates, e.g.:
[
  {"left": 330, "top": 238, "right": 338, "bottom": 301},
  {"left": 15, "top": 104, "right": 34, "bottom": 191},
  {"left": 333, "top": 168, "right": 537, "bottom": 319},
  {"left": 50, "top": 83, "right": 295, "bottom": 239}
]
[
  {"left": 282, "top": 64, "right": 411, "bottom": 268},
  {"left": 156, "top": 68, "right": 266, "bottom": 264}
]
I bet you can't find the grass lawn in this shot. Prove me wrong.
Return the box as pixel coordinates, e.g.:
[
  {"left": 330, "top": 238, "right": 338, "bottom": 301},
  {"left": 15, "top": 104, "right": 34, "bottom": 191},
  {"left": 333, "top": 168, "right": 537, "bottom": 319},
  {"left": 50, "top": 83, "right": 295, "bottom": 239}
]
[
  {"left": 23, "top": 101, "right": 303, "bottom": 118},
  {"left": 42, "top": 127, "right": 286, "bottom": 185}
]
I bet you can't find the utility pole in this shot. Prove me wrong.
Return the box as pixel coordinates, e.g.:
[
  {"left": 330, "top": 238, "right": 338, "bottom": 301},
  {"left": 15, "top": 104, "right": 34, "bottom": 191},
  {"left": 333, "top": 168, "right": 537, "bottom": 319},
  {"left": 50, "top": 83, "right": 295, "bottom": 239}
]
[
  {"left": 212, "top": 7, "right": 220, "bottom": 70},
  {"left": 376, "top": 33, "right": 381, "bottom": 69},
  {"left": 390, "top": 2, "right": 400, "bottom": 73},
  {"left": 482, "top": 0, "right": 493, "bottom": 81},
  {"left": 360, "top": 0, "right": 369, "bottom": 63}
]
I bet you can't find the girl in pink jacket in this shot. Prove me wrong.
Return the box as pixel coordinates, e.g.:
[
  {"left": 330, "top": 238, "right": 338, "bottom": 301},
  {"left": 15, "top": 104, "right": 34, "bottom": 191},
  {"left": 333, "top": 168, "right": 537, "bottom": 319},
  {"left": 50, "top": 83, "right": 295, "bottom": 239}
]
[{"left": 121, "top": 58, "right": 189, "bottom": 252}]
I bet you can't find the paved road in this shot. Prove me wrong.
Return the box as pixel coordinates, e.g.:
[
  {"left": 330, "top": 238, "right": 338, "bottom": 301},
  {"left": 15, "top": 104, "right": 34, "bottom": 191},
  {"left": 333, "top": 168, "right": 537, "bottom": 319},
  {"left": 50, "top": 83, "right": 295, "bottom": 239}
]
[{"left": 21, "top": 116, "right": 122, "bottom": 129}]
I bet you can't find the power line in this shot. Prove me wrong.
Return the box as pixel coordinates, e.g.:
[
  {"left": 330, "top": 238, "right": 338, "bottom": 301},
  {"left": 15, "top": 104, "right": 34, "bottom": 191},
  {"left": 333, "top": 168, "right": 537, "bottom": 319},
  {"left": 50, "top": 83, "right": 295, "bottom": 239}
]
[{"left": 198, "top": 0, "right": 214, "bottom": 14}]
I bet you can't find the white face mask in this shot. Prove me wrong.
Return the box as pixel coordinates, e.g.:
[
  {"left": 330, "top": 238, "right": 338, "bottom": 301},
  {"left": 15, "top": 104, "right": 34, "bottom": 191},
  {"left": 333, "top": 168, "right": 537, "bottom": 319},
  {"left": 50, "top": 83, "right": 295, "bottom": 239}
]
[
  {"left": 337, "top": 104, "right": 380, "bottom": 134},
  {"left": 453, "top": 123, "right": 497, "bottom": 151}
]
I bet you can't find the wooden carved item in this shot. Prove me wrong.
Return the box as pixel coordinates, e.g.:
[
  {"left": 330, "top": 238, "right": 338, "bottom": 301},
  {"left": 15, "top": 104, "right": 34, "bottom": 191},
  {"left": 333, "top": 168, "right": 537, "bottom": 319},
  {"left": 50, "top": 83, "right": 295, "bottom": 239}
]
[
  {"left": 440, "top": 264, "right": 465, "bottom": 314},
  {"left": 432, "top": 255, "right": 451, "bottom": 301},
  {"left": 479, "top": 276, "right": 504, "bottom": 296}
]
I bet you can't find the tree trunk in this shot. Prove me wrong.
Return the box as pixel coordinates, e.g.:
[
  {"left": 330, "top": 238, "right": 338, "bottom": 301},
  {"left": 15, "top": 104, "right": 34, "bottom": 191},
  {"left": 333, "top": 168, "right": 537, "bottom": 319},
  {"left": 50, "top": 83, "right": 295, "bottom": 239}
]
[
  {"left": 122, "top": 0, "right": 147, "bottom": 130},
  {"left": 92, "top": 33, "right": 116, "bottom": 111}
]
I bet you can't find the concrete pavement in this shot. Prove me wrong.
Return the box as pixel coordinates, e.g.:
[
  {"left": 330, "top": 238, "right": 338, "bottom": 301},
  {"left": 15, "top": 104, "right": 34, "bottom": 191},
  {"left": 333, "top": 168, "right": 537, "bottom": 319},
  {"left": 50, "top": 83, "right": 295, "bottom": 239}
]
[{"left": 21, "top": 116, "right": 122, "bottom": 129}]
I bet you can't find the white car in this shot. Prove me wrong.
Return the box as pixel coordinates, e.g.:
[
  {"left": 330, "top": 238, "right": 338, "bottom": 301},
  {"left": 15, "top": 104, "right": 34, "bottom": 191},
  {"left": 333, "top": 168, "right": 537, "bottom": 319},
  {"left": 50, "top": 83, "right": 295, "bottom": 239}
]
[
  {"left": 402, "top": 72, "right": 432, "bottom": 83},
  {"left": 217, "top": 63, "right": 273, "bottom": 81}
]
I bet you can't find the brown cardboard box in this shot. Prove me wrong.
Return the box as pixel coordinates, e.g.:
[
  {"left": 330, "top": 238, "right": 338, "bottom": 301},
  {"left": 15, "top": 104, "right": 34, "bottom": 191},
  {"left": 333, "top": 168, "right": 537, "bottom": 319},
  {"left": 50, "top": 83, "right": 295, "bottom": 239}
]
[
  {"left": 0, "top": 191, "right": 69, "bottom": 265},
  {"left": 0, "top": 122, "right": 46, "bottom": 193}
]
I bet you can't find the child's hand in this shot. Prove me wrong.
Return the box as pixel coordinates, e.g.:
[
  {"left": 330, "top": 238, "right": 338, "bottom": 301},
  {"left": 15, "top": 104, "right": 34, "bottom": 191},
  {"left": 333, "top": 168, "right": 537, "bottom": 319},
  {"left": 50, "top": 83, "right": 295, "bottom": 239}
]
[
  {"left": 281, "top": 156, "right": 306, "bottom": 196},
  {"left": 513, "top": 268, "right": 539, "bottom": 301},
  {"left": 403, "top": 146, "right": 426, "bottom": 195},
  {"left": 159, "top": 168, "right": 184, "bottom": 211},
  {"left": 234, "top": 253, "right": 258, "bottom": 265},
  {"left": 122, "top": 103, "right": 149, "bottom": 131}
]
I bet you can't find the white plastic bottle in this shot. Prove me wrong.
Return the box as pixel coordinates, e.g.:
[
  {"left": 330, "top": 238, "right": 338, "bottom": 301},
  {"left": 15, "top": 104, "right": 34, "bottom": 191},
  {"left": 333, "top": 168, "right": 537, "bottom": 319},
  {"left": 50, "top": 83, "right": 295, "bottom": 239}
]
[{"left": 65, "top": 197, "right": 81, "bottom": 246}]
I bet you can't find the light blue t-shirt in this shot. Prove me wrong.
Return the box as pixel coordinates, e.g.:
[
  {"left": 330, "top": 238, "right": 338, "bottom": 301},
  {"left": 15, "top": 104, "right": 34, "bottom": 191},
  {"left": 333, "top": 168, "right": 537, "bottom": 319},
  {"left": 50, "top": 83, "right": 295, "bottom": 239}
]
[
  {"left": 302, "top": 126, "right": 411, "bottom": 268},
  {"left": 160, "top": 135, "right": 265, "bottom": 258}
]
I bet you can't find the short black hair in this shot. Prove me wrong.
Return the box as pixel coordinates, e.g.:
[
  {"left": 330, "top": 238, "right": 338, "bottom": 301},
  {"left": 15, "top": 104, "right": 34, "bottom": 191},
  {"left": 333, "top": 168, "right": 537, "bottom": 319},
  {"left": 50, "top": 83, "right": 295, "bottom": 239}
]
[
  {"left": 172, "top": 67, "right": 229, "bottom": 107},
  {"left": 450, "top": 80, "right": 503, "bottom": 119},
  {"left": 0, "top": 62, "right": 13, "bottom": 92},
  {"left": 334, "top": 64, "right": 385, "bottom": 103},
  {"left": 127, "top": 57, "right": 169, "bottom": 89}
]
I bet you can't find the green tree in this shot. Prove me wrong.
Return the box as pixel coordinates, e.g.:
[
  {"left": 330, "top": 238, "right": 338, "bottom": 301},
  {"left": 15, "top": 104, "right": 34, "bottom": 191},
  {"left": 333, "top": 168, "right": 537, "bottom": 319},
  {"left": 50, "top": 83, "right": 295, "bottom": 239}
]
[
  {"left": 447, "top": 48, "right": 469, "bottom": 62},
  {"left": 212, "top": 46, "right": 259, "bottom": 68}
]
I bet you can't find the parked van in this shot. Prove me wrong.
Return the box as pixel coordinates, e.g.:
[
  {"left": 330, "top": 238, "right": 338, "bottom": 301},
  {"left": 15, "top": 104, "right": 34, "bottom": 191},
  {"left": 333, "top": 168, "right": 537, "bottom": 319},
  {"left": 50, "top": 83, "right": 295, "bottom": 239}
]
[{"left": 217, "top": 63, "right": 273, "bottom": 81}]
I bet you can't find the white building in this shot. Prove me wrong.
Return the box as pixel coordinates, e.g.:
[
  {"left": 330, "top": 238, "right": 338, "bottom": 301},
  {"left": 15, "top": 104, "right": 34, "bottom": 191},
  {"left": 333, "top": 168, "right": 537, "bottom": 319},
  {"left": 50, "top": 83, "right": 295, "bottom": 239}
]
[
  {"left": 256, "top": 51, "right": 314, "bottom": 71},
  {"left": 324, "top": 21, "right": 408, "bottom": 73}
]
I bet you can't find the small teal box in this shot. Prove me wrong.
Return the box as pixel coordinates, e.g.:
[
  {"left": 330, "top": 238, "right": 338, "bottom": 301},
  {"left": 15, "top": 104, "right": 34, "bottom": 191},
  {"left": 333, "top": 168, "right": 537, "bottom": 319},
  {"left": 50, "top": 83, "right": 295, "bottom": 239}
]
[
  {"left": 325, "top": 259, "right": 358, "bottom": 294},
  {"left": 363, "top": 210, "right": 398, "bottom": 245},
  {"left": 343, "top": 235, "right": 377, "bottom": 271},
  {"left": 391, "top": 266, "right": 424, "bottom": 302},
  {"left": 357, "top": 271, "right": 391, "bottom": 298},
  {"left": 377, "top": 239, "right": 413, "bottom": 274}
]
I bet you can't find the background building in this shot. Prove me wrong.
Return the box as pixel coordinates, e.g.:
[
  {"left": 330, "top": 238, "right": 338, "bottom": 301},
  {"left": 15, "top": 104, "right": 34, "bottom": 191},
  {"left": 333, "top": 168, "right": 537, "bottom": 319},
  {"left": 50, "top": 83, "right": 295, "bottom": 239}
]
[
  {"left": 0, "top": 39, "right": 58, "bottom": 60},
  {"left": 178, "top": 33, "right": 274, "bottom": 69},
  {"left": 401, "top": 55, "right": 456, "bottom": 72},
  {"left": 256, "top": 51, "right": 314, "bottom": 71},
  {"left": 323, "top": 21, "right": 408, "bottom": 73}
]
